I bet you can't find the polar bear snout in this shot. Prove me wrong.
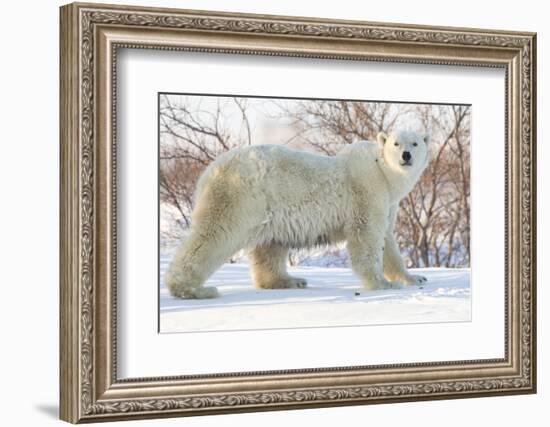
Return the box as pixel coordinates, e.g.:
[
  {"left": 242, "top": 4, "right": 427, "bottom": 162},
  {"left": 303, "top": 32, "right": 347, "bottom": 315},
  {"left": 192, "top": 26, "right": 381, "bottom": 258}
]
[{"left": 401, "top": 151, "right": 412, "bottom": 165}]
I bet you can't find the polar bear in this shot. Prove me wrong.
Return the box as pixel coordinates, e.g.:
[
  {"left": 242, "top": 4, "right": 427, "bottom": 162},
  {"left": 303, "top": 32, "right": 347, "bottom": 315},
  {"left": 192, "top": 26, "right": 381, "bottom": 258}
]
[{"left": 165, "top": 131, "right": 430, "bottom": 299}]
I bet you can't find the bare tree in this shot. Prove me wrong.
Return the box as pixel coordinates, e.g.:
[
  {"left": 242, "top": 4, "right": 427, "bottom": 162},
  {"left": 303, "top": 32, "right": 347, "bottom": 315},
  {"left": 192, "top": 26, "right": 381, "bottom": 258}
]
[
  {"left": 396, "top": 104, "right": 470, "bottom": 268},
  {"left": 159, "top": 95, "right": 253, "bottom": 243},
  {"left": 273, "top": 100, "right": 403, "bottom": 155},
  {"left": 280, "top": 99, "right": 471, "bottom": 268},
  {"left": 159, "top": 95, "right": 471, "bottom": 269}
]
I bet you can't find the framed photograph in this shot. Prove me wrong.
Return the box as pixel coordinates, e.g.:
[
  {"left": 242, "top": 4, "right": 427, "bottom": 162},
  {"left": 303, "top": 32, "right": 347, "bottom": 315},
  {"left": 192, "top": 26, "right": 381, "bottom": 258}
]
[{"left": 60, "top": 2, "right": 537, "bottom": 423}]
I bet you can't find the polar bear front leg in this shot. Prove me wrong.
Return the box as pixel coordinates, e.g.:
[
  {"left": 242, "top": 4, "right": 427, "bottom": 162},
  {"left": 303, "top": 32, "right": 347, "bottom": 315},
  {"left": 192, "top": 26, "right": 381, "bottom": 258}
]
[
  {"left": 249, "top": 244, "right": 307, "bottom": 289},
  {"left": 383, "top": 206, "right": 427, "bottom": 286},
  {"left": 384, "top": 234, "right": 427, "bottom": 286},
  {"left": 347, "top": 215, "right": 403, "bottom": 291}
]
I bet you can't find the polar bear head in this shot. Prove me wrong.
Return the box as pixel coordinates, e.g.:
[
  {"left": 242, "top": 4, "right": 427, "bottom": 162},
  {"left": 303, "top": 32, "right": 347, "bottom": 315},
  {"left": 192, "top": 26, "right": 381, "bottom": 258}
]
[{"left": 377, "top": 131, "right": 430, "bottom": 175}]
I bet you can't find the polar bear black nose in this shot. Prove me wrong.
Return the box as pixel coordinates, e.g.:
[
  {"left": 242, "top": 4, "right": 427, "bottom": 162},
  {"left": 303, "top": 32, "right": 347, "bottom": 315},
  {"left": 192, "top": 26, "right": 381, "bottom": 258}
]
[{"left": 402, "top": 151, "right": 412, "bottom": 162}]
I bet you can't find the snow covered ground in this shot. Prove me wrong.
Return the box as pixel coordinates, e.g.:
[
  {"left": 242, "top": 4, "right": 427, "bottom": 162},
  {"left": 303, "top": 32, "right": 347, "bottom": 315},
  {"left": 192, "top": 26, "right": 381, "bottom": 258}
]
[{"left": 159, "top": 253, "right": 471, "bottom": 333}]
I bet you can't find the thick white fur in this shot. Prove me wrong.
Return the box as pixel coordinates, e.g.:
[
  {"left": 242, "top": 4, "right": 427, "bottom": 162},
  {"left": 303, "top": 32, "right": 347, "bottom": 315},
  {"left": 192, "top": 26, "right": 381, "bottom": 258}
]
[{"left": 166, "top": 131, "right": 430, "bottom": 299}]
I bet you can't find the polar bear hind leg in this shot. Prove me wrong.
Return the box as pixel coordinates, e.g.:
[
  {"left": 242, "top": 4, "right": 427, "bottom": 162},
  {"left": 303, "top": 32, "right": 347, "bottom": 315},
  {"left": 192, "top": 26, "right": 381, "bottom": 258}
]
[
  {"left": 249, "top": 244, "right": 307, "bottom": 289},
  {"left": 165, "top": 203, "right": 251, "bottom": 299},
  {"left": 165, "top": 229, "right": 226, "bottom": 299}
]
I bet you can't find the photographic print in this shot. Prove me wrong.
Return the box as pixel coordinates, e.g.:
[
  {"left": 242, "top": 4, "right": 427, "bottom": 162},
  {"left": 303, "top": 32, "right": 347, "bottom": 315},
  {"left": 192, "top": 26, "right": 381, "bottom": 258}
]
[
  {"left": 60, "top": 4, "right": 536, "bottom": 421},
  {"left": 159, "top": 94, "right": 471, "bottom": 333}
]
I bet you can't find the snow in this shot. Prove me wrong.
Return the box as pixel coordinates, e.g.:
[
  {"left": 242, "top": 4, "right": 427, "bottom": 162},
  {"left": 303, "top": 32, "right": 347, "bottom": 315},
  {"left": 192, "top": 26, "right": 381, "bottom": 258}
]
[{"left": 159, "top": 253, "right": 471, "bottom": 333}]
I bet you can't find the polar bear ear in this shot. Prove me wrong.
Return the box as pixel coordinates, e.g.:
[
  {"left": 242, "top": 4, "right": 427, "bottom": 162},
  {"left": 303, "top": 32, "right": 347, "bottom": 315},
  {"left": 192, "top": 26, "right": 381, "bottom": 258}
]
[
  {"left": 377, "top": 132, "right": 388, "bottom": 146},
  {"left": 423, "top": 134, "right": 430, "bottom": 144}
]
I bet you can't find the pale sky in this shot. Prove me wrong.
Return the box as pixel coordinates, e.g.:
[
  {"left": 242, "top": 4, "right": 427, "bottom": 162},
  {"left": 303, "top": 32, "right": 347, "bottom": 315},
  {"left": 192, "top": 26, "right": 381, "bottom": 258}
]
[{"left": 160, "top": 93, "right": 466, "bottom": 150}]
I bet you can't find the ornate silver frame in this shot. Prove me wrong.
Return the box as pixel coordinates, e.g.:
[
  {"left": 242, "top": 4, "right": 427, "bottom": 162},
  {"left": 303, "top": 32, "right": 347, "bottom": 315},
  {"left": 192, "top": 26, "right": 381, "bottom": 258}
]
[{"left": 60, "top": 2, "right": 536, "bottom": 423}]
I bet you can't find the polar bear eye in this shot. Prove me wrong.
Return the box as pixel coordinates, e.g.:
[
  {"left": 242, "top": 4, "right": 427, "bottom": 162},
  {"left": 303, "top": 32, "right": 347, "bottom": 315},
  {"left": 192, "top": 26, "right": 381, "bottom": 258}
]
[
  {"left": 413, "top": 142, "right": 418, "bottom": 147},
  {"left": 394, "top": 142, "right": 399, "bottom": 147}
]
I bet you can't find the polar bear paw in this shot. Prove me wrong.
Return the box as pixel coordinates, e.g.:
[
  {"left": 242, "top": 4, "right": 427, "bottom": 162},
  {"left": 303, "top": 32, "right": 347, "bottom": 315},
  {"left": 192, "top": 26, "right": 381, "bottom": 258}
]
[
  {"left": 277, "top": 276, "right": 308, "bottom": 289},
  {"left": 378, "top": 279, "right": 405, "bottom": 290},
  {"left": 402, "top": 274, "right": 428, "bottom": 286},
  {"left": 290, "top": 277, "right": 308, "bottom": 289},
  {"left": 193, "top": 286, "right": 221, "bottom": 298},
  {"left": 258, "top": 276, "right": 308, "bottom": 290},
  {"left": 170, "top": 285, "right": 220, "bottom": 299}
]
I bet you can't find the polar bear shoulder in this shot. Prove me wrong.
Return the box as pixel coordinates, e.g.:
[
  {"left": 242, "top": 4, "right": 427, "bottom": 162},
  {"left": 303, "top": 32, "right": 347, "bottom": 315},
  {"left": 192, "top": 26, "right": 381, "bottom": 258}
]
[{"left": 336, "top": 140, "right": 380, "bottom": 165}]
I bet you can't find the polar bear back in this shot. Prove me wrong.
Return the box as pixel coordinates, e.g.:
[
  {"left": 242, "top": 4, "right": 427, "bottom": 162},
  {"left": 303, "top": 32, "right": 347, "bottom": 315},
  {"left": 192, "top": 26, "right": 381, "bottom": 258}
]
[
  {"left": 197, "top": 144, "right": 348, "bottom": 201},
  {"left": 192, "top": 143, "right": 383, "bottom": 249}
]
